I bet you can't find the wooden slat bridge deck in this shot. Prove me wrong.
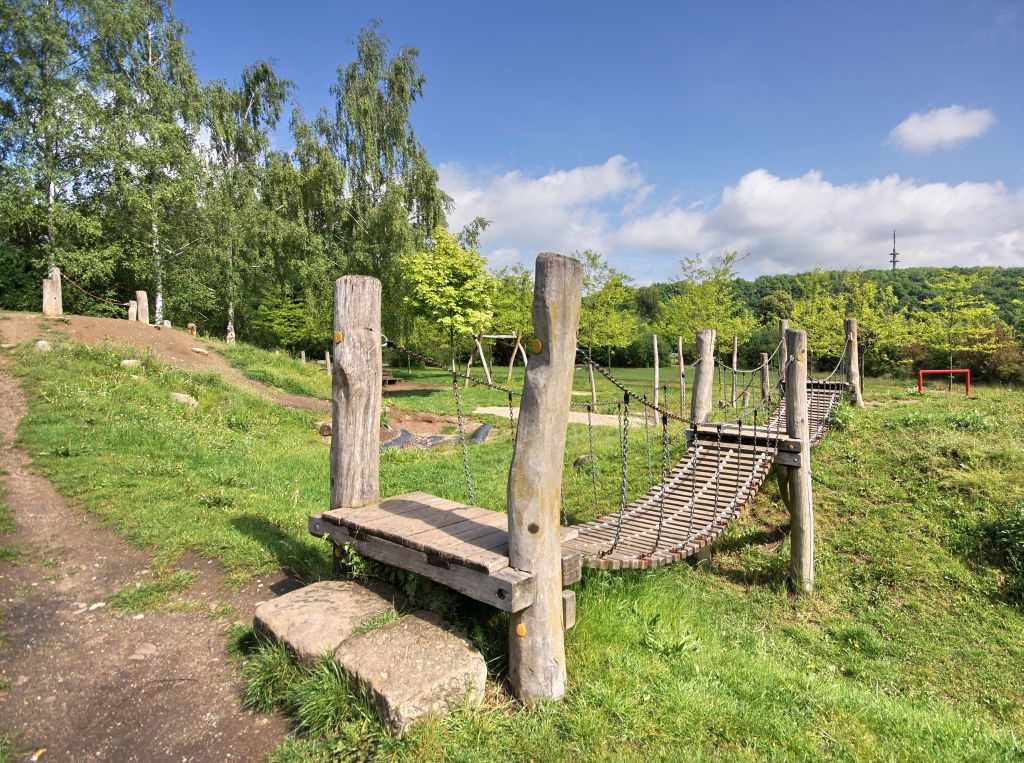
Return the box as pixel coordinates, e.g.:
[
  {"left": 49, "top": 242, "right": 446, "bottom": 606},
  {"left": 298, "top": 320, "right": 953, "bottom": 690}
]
[{"left": 309, "top": 492, "right": 581, "bottom": 614}]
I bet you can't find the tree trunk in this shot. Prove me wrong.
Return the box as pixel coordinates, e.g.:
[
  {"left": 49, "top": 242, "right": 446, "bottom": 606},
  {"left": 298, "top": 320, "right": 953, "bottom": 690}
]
[{"left": 152, "top": 214, "right": 164, "bottom": 325}]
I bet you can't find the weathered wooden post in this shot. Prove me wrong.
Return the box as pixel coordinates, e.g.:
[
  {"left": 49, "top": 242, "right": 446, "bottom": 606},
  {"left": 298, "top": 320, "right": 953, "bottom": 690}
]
[
  {"left": 844, "top": 318, "right": 864, "bottom": 408},
  {"left": 300, "top": 350, "right": 306, "bottom": 363},
  {"left": 730, "top": 335, "right": 738, "bottom": 407},
  {"left": 778, "top": 318, "right": 790, "bottom": 383},
  {"left": 474, "top": 333, "right": 493, "bottom": 385},
  {"left": 42, "top": 267, "right": 63, "bottom": 316},
  {"left": 330, "top": 276, "right": 382, "bottom": 510},
  {"left": 760, "top": 352, "right": 770, "bottom": 402},
  {"left": 324, "top": 350, "right": 332, "bottom": 377},
  {"left": 507, "top": 333, "right": 523, "bottom": 384},
  {"left": 785, "top": 328, "right": 814, "bottom": 593},
  {"left": 677, "top": 336, "right": 686, "bottom": 419},
  {"left": 507, "top": 253, "right": 581, "bottom": 704},
  {"left": 135, "top": 291, "right": 149, "bottom": 324},
  {"left": 652, "top": 334, "right": 660, "bottom": 408},
  {"left": 127, "top": 301, "right": 138, "bottom": 321},
  {"left": 690, "top": 329, "right": 716, "bottom": 424}
]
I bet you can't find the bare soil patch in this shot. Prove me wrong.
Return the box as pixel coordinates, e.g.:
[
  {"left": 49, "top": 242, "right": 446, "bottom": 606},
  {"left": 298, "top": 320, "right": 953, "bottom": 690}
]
[{"left": 0, "top": 332, "right": 291, "bottom": 761}]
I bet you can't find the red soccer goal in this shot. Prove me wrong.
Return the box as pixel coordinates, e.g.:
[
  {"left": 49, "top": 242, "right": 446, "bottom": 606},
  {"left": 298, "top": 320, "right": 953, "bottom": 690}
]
[{"left": 918, "top": 368, "right": 971, "bottom": 396}]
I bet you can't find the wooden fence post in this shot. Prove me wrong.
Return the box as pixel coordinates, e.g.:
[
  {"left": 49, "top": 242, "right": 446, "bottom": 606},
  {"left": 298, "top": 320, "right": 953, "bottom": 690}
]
[
  {"left": 844, "top": 318, "right": 864, "bottom": 408},
  {"left": 760, "top": 352, "right": 770, "bottom": 402},
  {"left": 731, "top": 335, "right": 738, "bottom": 407},
  {"left": 652, "top": 334, "right": 660, "bottom": 408},
  {"left": 778, "top": 319, "right": 790, "bottom": 383},
  {"left": 785, "top": 328, "right": 814, "bottom": 593},
  {"left": 475, "top": 333, "right": 493, "bottom": 385},
  {"left": 42, "top": 267, "right": 63, "bottom": 316},
  {"left": 127, "top": 301, "right": 138, "bottom": 322},
  {"left": 324, "top": 350, "right": 332, "bottom": 377},
  {"left": 690, "top": 329, "right": 716, "bottom": 424},
  {"left": 135, "top": 291, "right": 149, "bottom": 324},
  {"left": 677, "top": 336, "right": 686, "bottom": 419},
  {"left": 330, "top": 276, "right": 382, "bottom": 510},
  {"left": 300, "top": 350, "right": 306, "bottom": 363},
  {"left": 588, "top": 362, "right": 597, "bottom": 406},
  {"left": 507, "top": 253, "right": 582, "bottom": 704}
]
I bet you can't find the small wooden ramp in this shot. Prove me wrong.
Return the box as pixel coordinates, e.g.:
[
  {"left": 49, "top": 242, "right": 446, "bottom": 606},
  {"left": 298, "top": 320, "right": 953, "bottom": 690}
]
[
  {"left": 309, "top": 492, "right": 581, "bottom": 614},
  {"left": 563, "top": 381, "right": 847, "bottom": 570}
]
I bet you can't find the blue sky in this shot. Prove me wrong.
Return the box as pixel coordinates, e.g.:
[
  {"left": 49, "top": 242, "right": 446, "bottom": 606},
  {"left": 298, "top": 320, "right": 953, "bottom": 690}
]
[{"left": 176, "top": 0, "right": 1024, "bottom": 281}]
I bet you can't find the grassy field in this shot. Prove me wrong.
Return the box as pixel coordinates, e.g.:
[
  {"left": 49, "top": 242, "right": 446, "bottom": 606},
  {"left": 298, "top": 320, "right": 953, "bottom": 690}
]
[{"left": 6, "top": 339, "right": 1024, "bottom": 760}]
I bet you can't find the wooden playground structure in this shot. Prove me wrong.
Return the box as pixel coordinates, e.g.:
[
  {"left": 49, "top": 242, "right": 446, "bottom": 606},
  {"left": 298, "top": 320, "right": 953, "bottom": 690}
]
[{"left": 309, "top": 252, "right": 865, "bottom": 704}]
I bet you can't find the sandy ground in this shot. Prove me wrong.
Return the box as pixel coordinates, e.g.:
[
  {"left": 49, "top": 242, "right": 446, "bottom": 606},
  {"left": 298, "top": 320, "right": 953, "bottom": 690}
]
[{"left": 0, "top": 318, "right": 295, "bottom": 761}]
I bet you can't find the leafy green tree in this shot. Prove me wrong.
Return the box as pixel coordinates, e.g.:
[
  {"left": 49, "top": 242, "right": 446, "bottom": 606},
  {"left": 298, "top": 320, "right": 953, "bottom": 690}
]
[
  {"left": 490, "top": 263, "right": 533, "bottom": 338},
  {"left": 757, "top": 289, "right": 794, "bottom": 324},
  {"left": 918, "top": 272, "right": 1004, "bottom": 373},
  {"left": 401, "top": 226, "right": 495, "bottom": 369},
  {"left": 92, "top": 0, "right": 202, "bottom": 324},
  {"left": 576, "top": 249, "right": 639, "bottom": 364},
  {"left": 316, "top": 22, "right": 451, "bottom": 337},
  {"left": 202, "top": 61, "right": 292, "bottom": 337},
  {"left": 655, "top": 251, "right": 755, "bottom": 355},
  {"left": 0, "top": 0, "right": 102, "bottom": 271}
]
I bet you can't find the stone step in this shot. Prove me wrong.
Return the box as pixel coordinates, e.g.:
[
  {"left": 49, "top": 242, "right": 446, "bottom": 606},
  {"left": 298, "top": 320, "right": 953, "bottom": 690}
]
[
  {"left": 253, "top": 580, "right": 401, "bottom": 666},
  {"left": 334, "top": 611, "right": 486, "bottom": 733},
  {"left": 252, "top": 582, "right": 487, "bottom": 734}
]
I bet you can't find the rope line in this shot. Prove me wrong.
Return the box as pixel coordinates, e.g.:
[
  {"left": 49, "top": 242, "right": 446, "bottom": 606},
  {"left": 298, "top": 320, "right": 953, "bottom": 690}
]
[{"left": 59, "top": 273, "right": 130, "bottom": 306}]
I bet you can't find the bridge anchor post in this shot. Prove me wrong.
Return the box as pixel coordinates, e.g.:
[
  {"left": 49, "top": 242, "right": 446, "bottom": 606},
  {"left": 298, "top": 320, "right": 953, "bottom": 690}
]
[
  {"left": 785, "top": 328, "right": 814, "bottom": 593},
  {"left": 507, "top": 253, "right": 582, "bottom": 704},
  {"left": 844, "top": 318, "right": 864, "bottom": 408}
]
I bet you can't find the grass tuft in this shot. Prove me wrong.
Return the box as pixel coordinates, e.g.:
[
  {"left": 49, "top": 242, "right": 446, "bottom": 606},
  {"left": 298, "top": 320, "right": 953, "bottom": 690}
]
[{"left": 106, "top": 570, "right": 197, "bottom": 615}]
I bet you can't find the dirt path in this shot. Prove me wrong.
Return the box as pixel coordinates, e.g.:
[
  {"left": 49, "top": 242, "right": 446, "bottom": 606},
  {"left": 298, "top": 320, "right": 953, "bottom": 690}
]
[{"left": 0, "top": 339, "right": 291, "bottom": 760}]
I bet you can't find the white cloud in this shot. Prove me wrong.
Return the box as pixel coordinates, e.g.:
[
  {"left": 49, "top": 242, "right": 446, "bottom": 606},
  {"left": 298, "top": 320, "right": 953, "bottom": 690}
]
[
  {"left": 441, "top": 159, "right": 1024, "bottom": 283},
  {"left": 888, "top": 105, "right": 996, "bottom": 153}
]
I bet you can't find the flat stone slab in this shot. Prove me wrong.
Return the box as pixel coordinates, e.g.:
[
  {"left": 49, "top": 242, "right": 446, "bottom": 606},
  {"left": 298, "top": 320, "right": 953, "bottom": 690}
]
[
  {"left": 253, "top": 580, "right": 396, "bottom": 666},
  {"left": 334, "top": 610, "right": 486, "bottom": 733}
]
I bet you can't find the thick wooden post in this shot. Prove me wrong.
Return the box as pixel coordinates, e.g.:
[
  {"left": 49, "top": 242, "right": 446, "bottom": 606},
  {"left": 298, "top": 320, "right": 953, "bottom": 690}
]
[
  {"left": 677, "top": 336, "right": 686, "bottom": 419},
  {"left": 507, "top": 253, "right": 582, "bottom": 704},
  {"left": 730, "top": 335, "right": 738, "bottom": 407},
  {"left": 760, "top": 352, "right": 770, "bottom": 402},
  {"left": 127, "top": 301, "right": 138, "bottom": 322},
  {"left": 779, "top": 319, "right": 790, "bottom": 383},
  {"left": 330, "top": 276, "right": 382, "bottom": 510},
  {"left": 690, "top": 329, "right": 716, "bottom": 424},
  {"left": 42, "top": 268, "right": 62, "bottom": 316},
  {"left": 844, "top": 318, "right": 864, "bottom": 408},
  {"left": 324, "top": 350, "right": 332, "bottom": 377},
  {"left": 135, "top": 291, "right": 149, "bottom": 324},
  {"left": 652, "top": 334, "right": 660, "bottom": 408},
  {"left": 475, "top": 334, "right": 493, "bottom": 385},
  {"left": 785, "top": 328, "right": 814, "bottom": 593}
]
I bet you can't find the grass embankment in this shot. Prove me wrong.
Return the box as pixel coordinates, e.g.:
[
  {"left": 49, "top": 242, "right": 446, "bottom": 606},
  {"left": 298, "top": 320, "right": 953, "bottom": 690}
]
[
  {"left": 220, "top": 343, "right": 332, "bottom": 399},
  {"left": 8, "top": 339, "right": 1024, "bottom": 760}
]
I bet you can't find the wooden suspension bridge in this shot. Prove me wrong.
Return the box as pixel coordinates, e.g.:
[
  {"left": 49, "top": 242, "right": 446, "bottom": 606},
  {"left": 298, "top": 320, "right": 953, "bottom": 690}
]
[{"left": 309, "top": 253, "right": 864, "bottom": 704}]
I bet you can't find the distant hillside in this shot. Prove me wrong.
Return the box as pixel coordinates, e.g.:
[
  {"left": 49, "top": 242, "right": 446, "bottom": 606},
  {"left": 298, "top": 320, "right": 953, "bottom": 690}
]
[{"left": 634, "top": 266, "right": 1024, "bottom": 328}]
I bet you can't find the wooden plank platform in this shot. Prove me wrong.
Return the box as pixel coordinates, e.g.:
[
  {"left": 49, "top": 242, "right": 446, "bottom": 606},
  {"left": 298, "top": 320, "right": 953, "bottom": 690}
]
[{"left": 309, "top": 492, "right": 579, "bottom": 613}]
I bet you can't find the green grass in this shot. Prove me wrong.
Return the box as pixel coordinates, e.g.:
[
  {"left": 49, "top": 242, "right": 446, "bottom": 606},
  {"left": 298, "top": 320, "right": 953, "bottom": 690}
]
[
  {"left": 8, "top": 340, "right": 1024, "bottom": 760},
  {"left": 106, "top": 570, "right": 198, "bottom": 615},
  {"left": 220, "top": 343, "right": 332, "bottom": 399}
]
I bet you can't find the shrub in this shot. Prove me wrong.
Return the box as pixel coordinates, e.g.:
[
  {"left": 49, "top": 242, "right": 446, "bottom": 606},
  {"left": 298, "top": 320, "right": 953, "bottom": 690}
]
[{"left": 981, "top": 504, "right": 1024, "bottom": 601}]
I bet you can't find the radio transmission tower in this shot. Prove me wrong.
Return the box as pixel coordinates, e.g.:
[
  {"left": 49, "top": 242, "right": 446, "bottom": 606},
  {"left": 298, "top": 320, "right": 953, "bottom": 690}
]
[{"left": 889, "top": 231, "right": 900, "bottom": 270}]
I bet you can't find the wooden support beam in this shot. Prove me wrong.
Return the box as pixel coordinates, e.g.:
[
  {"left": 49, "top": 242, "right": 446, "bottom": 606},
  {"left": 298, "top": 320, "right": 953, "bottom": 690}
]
[
  {"left": 561, "top": 591, "right": 577, "bottom": 631},
  {"left": 475, "top": 333, "right": 493, "bottom": 385},
  {"left": 844, "top": 318, "right": 864, "bottom": 408},
  {"left": 678, "top": 336, "right": 686, "bottom": 420},
  {"left": 653, "top": 334, "right": 660, "bottom": 409},
  {"left": 785, "top": 328, "right": 814, "bottom": 593},
  {"left": 731, "top": 335, "right": 738, "bottom": 407},
  {"left": 135, "top": 291, "right": 149, "bottom": 324},
  {"left": 127, "top": 300, "right": 138, "bottom": 322},
  {"left": 507, "top": 252, "right": 582, "bottom": 704},
  {"left": 330, "top": 276, "right": 382, "bottom": 510},
  {"left": 42, "top": 267, "right": 62, "bottom": 316},
  {"left": 779, "top": 319, "right": 790, "bottom": 383},
  {"left": 760, "top": 352, "right": 770, "bottom": 402},
  {"left": 690, "top": 329, "right": 716, "bottom": 424},
  {"left": 507, "top": 333, "right": 522, "bottom": 384}
]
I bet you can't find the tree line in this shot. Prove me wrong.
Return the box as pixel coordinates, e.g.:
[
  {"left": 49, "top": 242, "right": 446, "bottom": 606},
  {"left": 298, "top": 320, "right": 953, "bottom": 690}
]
[{"left": 2, "top": 2, "right": 1020, "bottom": 381}]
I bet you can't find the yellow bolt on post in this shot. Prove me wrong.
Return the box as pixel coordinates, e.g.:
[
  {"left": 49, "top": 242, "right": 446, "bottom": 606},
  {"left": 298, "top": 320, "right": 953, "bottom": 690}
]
[
  {"left": 530, "top": 339, "right": 542, "bottom": 354},
  {"left": 333, "top": 331, "right": 343, "bottom": 343}
]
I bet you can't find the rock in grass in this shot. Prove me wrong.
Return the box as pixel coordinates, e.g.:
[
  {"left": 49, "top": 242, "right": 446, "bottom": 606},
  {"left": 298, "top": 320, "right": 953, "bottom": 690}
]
[
  {"left": 253, "top": 580, "right": 395, "bottom": 666},
  {"left": 191, "top": 347, "right": 209, "bottom": 356},
  {"left": 170, "top": 392, "right": 198, "bottom": 408},
  {"left": 316, "top": 420, "right": 332, "bottom": 436},
  {"left": 33, "top": 340, "right": 52, "bottom": 353},
  {"left": 120, "top": 359, "right": 142, "bottom": 368},
  {"left": 333, "top": 610, "right": 486, "bottom": 733}
]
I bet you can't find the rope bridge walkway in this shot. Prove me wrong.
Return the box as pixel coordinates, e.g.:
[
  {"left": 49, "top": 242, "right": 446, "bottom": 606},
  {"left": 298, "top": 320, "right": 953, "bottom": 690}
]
[{"left": 564, "top": 379, "right": 846, "bottom": 570}]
